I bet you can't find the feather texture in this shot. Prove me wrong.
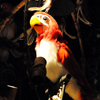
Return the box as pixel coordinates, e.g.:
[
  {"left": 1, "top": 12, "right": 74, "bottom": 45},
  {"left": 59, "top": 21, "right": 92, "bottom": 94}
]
[
  {"left": 30, "top": 11, "right": 93, "bottom": 100},
  {"left": 35, "top": 38, "right": 69, "bottom": 83}
]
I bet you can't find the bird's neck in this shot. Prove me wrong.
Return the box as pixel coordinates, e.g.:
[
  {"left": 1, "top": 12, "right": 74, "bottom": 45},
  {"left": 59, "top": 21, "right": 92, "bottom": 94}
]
[{"left": 36, "top": 27, "right": 63, "bottom": 45}]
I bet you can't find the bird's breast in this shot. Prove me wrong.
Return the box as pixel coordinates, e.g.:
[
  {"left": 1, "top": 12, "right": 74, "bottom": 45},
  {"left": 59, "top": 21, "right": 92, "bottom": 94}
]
[{"left": 35, "top": 39, "right": 69, "bottom": 83}]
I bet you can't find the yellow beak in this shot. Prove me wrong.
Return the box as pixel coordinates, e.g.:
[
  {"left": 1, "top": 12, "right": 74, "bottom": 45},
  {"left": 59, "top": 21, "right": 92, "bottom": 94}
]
[{"left": 30, "top": 15, "right": 43, "bottom": 34}]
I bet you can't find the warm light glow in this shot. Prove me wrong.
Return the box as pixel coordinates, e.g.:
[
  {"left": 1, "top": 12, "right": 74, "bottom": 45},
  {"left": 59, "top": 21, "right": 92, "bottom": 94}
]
[{"left": 7, "top": 85, "right": 18, "bottom": 89}]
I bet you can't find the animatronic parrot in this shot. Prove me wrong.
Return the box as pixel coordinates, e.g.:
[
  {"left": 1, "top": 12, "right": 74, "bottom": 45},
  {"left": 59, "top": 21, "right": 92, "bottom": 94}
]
[{"left": 30, "top": 11, "right": 93, "bottom": 100}]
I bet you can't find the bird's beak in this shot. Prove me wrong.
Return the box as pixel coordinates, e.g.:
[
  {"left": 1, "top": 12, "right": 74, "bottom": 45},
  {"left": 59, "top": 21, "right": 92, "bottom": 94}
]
[{"left": 30, "top": 15, "right": 43, "bottom": 34}]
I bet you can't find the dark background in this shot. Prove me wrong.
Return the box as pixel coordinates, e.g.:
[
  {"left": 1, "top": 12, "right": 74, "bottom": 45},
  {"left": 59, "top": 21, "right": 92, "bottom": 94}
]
[{"left": 0, "top": 0, "right": 100, "bottom": 100}]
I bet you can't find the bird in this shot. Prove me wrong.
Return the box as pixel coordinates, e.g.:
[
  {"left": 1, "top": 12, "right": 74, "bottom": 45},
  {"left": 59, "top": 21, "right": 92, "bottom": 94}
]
[{"left": 29, "top": 11, "right": 93, "bottom": 100}]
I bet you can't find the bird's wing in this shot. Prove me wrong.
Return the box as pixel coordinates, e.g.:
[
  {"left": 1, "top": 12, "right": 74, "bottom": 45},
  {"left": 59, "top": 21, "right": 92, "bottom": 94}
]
[{"left": 57, "top": 41, "right": 93, "bottom": 98}]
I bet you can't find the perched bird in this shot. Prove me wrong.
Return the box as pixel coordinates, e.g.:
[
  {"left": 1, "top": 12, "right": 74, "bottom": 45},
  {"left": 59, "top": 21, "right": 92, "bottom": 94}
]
[{"left": 30, "top": 11, "right": 93, "bottom": 100}]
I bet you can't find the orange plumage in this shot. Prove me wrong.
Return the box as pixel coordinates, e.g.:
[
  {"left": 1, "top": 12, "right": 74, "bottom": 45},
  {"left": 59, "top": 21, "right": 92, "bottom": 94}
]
[{"left": 30, "top": 11, "right": 93, "bottom": 100}]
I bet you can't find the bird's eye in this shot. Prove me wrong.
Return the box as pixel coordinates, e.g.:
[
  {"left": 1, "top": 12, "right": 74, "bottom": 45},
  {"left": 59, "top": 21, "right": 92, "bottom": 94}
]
[{"left": 43, "top": 17, "right": 47, "bottom": 20}]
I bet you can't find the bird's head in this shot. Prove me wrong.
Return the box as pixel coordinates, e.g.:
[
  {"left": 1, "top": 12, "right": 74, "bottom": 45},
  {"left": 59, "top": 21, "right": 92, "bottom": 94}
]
[{"left": 30, "top": 11, "right": 63, "bottom": 40}]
